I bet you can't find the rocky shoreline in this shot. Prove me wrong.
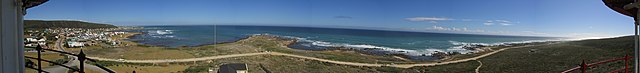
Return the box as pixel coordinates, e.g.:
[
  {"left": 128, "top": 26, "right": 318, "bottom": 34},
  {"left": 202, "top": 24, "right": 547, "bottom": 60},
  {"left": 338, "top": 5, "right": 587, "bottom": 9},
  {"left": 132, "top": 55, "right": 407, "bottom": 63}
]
[
  {"left": 321, "top": 44, "right": 498, "bottom": 61},
  {"left": 254, "top": 34, "right": 512, "bottom": 61},
  {"left": 120, "top": 32, "right": 539, "bottom": 61}
]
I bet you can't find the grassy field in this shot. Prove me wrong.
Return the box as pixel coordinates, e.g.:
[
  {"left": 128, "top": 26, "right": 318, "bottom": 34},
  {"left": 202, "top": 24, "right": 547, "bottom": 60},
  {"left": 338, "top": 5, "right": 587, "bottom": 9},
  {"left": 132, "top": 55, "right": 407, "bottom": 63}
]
[
  {"left": 107, "top": 64, "right": 190, "bottom": 73},
  {"left": 83, "top": 45, "right": 195, "bottom": 60},
  {"left": 82, "top": 33, "right": 635, "bottom": 73},
  {"left": 181, "top": 42, "right": 263, "bottom": 58},
  {"left": 475, "top": 36, "right": 633, "bottom": 73},
  {"left": 95, "top": 52, "right": 482, "bottom": 73},
  {"left": 85, "top": 35, "right": 500, "bottom": 73},
  {"left": 91, "top": 34, "right": 420, "bottom": 64},
  {"left": 24, "top": 52, "right": 66, "bottom": 68},
  {"left": 80, "top": 33, "right": 196, "bottom": 60},
  {"left": 238, "top": 35, "right": 416, "bottom": 64},
  {"left": 142, "top": 55, "right": 475, "bottom": 73}
]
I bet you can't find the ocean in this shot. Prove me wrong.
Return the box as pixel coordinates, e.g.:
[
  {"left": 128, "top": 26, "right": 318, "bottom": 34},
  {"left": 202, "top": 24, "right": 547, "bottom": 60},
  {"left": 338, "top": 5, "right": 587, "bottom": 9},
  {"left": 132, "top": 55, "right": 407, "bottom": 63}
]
[{"left": 124, "top": 25, "right": 560, "bottom": 60}]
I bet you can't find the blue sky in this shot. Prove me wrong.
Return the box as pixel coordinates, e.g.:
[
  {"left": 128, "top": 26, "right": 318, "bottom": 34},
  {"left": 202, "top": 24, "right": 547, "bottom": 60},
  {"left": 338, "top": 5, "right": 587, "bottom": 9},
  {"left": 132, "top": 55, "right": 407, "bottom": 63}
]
[{"left": 24, "top": 0, "right": 635, "bottom": 38}]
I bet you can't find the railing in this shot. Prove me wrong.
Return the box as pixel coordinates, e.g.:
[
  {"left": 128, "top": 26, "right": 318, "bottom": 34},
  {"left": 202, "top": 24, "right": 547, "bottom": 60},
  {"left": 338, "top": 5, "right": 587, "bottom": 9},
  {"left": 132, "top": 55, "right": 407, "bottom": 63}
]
[
  {"left": 24, "top": 45, "right": 115, "bottom": 73},
  {"left": 561, "top": 55, "right": 633, "bottom": 73}
]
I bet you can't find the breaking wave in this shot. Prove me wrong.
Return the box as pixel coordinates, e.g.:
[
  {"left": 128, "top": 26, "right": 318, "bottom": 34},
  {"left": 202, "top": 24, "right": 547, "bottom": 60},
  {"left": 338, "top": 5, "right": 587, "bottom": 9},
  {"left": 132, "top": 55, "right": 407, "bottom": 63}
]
[
  {"left": 256, "top": 34, "right": 564, "bottom": 56},
  {"left": 151, "top": 35, "right": 176, "bottom": 38},
  {"left": 147, "top": 30, "right": 177, "bottom": 38},
  {"left": 148, "top": 30, "right": 174, "bottom": 35}
]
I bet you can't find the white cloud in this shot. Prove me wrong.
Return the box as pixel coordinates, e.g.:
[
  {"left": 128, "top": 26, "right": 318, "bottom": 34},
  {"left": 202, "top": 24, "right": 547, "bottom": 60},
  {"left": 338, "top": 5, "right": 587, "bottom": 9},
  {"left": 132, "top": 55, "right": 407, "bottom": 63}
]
[
  {"left": 427, "top": 26, "right": 485, "bottom": 33},
  {"left": 499, "top": 23, "right": 512, "bottom": 25},
  {"left": 422, "top": 26, "right": 569, "bottom": 37},
  {"left": 494, "top": 20, "right": 510, "bottom": 23},
  {"left": 428, "top": 26, "right": 452, "bottom": 31},
  {"left": 406, "top": 17, "right": 452, "bottom": 21},
  {"left": 472, "top": 30, "right": 486, "bottom": 32},
  {"left": 484, "top": 20, "right": 515, "bottom": 26},
  {"left": 483, "top": 23, "right": 494, "bottom": 25},
  {"left": 452, "top": 27, "right": 468, "bottom": 31},
  {"left": 473, "top": 30, "right": 554, "bottom": 37}
]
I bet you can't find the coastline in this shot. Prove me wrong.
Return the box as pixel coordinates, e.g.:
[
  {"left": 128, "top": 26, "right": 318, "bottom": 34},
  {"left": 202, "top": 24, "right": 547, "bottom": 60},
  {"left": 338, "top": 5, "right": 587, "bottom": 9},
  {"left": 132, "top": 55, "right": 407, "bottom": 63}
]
[
  {"left": 261, "top": 34, "right": 549, "bottom": 61},
  {"left": 87, "top": 30, "right": 576, "bottom": 72},
  {"left": 88, "top": 28, "right": 633, "bottom": 72},
  {"left": 115, "top": 31, "right": 554, "bottom": 61},
  {"left": 90, "top": 35, "right": 548, "bottom": 69},
  {"left": 248, "top": 34, "right": 552, "bottom": 61},
  {"left": 113, "top": 32, "right": 143, "bottom": 45}
]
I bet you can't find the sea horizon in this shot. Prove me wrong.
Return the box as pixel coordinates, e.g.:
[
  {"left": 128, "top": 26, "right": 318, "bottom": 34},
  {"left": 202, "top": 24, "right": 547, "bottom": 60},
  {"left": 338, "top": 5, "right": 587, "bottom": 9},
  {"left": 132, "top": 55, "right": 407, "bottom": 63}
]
[
  {"left": 121, "top": 25, "right": 563, "bottom": 60},
  {"left": 124, "top": 24, "right": 561, "bottom": 38}
]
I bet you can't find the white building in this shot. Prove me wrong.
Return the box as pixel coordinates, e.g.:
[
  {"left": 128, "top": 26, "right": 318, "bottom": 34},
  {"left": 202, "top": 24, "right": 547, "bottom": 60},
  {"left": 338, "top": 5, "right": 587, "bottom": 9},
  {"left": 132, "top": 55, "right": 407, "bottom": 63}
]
[
  {"left": 67, "top": 42, "right": 85, "bottom": 48},
  {"left": 25, "top": 37, "right": 46, "bottom": 43}
]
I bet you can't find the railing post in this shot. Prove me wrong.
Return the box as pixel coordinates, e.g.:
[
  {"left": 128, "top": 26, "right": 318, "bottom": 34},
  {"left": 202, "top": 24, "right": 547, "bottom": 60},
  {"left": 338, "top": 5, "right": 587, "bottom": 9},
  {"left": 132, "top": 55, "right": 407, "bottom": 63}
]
[
  {"left": 35, "top": 45, "right": 43, "bottom": 73},
  {"left": 78, "top": 49, "right": 86, "bottom": 73},
  {"left": 581, "top": 60, "right": 587, "bottom": 73},
  {"left": 625, "top": 54, "right": 629, "bottom": 73}
]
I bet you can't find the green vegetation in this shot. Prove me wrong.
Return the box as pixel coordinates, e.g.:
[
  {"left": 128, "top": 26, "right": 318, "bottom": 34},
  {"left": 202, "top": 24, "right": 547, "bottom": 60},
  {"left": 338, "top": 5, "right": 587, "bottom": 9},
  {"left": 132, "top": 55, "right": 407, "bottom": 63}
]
[
  {"left": 82, "top": 46, "right": 195, "bottom": 60},
  {"left": 240, "top": 35, "right": 414, "bottom": 64},
  {"left": 89, "top": 60, "right": 153, "bottom": 67},
  {"left": 183, "top": 65, "right": 210, "bottom": 73},
  {"left": 80, "top": 33, "right": 195, "bottom": 60},
  {"left": 24, "top": 53, "right": 66, "bottom": 68},
  {"left": 421, "top": 61, "right": 479, "bottom": 73},
  {"left": 24, "top": 20, "right": 117, "bottom": 29},
  {"left": 84, "top": 33, "right": 634, "bottom": 73},
  {"left": 182, "top": 43, "right": 262, "bottom": 58},
  {"left": 476, "top": 36, "right": 633, "bottom": 73}
]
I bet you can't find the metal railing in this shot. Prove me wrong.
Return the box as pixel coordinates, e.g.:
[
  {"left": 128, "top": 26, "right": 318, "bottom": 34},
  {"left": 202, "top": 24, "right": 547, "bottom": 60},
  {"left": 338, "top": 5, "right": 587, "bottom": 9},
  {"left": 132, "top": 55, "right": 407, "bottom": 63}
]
[
  {"left": 24, "top": 45, "right": 115, "bottom": 73},
  {"left": 561, "top": 55, "right": 633, "bottom": 73}
]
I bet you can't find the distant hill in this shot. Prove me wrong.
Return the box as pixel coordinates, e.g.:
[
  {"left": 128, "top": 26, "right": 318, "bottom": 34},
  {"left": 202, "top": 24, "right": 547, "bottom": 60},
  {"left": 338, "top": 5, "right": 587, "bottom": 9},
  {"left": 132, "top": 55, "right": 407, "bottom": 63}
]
[{"left": 24, "top": 20, "right": 117, "bottom": 29}]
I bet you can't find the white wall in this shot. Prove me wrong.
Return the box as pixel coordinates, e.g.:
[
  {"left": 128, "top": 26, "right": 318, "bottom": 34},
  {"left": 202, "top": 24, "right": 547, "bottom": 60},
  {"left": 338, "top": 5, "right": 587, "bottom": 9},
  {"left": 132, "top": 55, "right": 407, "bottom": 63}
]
[{"left": 1, "top": 0, "right": 25, "bottom": 73}]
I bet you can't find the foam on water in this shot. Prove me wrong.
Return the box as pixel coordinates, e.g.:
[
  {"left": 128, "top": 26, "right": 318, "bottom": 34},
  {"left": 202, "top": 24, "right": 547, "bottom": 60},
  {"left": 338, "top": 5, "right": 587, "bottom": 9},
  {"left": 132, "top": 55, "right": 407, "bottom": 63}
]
[
  {"left": 127, "top": 26, "right": 563, "bottom": 57},
  {"left": 147, "top": 30, "right": 177, "bottom": 38},
  {"left": 262, "top": 34, "right": 565, "bottom": 56}
]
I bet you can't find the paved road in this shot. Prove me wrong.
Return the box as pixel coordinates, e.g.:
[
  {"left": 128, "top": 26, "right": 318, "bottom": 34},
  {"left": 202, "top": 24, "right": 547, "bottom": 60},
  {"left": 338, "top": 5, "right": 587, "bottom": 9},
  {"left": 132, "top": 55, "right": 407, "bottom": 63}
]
[
  {"left": 89, "top": 45, "right": 533, "bottom": 69},
  {"left": 42, "top": 36, "right": 113, "bottom": 73},
  {"left": 43, "top": 57, "right": 110, "bottom": 73}
]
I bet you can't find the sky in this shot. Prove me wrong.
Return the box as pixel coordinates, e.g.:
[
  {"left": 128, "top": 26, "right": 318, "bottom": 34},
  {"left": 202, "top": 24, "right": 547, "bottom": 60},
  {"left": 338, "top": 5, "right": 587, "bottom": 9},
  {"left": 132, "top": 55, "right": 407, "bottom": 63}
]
[{"left": 24, "top": 0, "right": 636, "bottom": 38}]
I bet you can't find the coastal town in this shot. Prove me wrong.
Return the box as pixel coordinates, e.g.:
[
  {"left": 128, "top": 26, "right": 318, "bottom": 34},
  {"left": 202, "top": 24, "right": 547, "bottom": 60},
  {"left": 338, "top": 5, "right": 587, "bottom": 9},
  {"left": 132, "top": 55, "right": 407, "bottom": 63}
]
[{"left": 24, "top": 27, "right": 140, "bottom": 51}]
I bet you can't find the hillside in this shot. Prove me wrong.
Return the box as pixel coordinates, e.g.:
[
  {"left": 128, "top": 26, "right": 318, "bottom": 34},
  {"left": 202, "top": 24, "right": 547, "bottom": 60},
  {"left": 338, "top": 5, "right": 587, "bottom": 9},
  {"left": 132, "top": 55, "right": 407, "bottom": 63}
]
[
  {"left": 472, "top": 36, "right": 633, "bottom": 73},
  {"left": 24, "top": 20, "right": 117, "bottom": 29}
]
